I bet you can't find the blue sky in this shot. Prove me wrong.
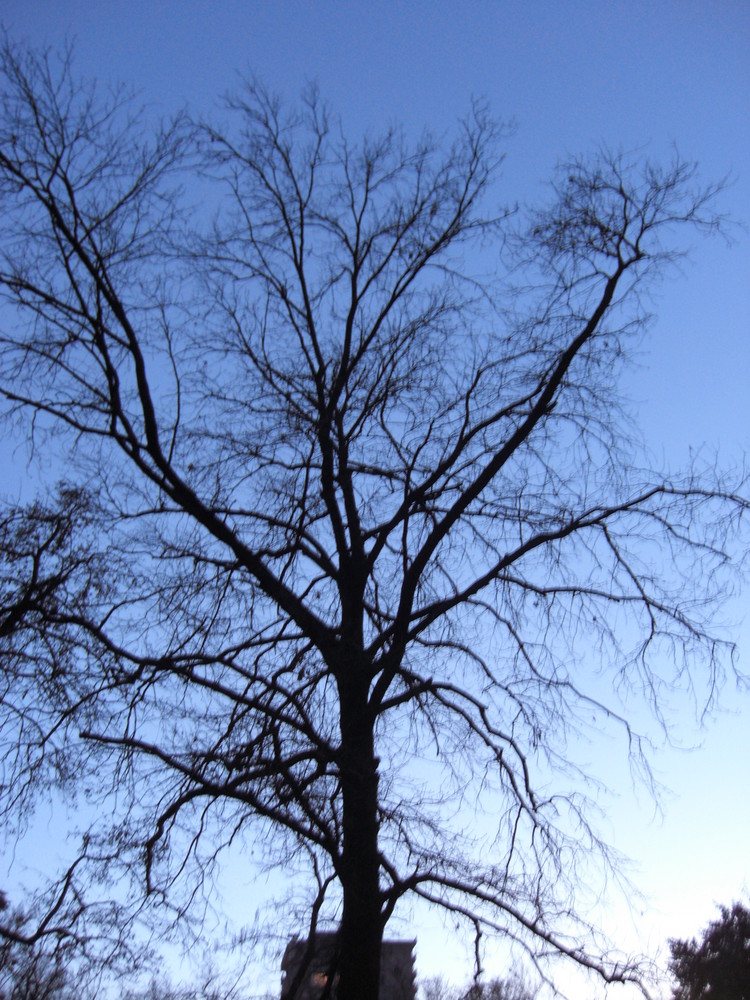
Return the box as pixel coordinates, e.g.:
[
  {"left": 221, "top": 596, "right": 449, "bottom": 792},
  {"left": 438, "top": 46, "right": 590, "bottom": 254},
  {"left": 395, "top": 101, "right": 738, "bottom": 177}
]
[{"left": 2, "top": 2, "right": 749, "bottom": 996}]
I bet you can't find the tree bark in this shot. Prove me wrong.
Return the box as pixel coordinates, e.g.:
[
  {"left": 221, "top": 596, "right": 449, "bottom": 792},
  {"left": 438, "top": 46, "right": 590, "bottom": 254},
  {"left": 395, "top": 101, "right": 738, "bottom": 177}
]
[{"left": 336, "top": 673, "right": 382, "bottom": 1000}]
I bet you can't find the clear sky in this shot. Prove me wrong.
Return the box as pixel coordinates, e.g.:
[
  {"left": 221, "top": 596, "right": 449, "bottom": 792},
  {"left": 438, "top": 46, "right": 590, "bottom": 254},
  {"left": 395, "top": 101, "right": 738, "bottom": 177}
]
[{"left": 2, "top": 2, "right": 749, "bottom": 997}]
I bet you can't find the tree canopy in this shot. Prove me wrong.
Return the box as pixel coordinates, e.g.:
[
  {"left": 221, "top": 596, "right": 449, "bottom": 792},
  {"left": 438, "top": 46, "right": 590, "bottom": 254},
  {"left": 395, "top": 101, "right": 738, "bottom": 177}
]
[
  {"left": 0, "top": 38, "right": 747, "bottom": 999},
  {"left": 669, "top": 902, "right": 750, "bottom": 1000}
]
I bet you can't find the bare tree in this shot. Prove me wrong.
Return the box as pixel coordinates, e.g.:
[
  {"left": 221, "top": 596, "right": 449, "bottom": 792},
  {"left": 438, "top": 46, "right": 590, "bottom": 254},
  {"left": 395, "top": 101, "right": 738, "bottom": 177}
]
[
  {"left": 0, "top": 882, "right": 125, "bottom": 1000},
  {"left": 460, "top": 975, "right": 537, "bottom": 1000},
  {"left": 0, "top": 39, "right": 746, "bottom": 1000},
  {"left": 0, "top": 491, "right": 149, "bottom": 991},
  {"left": 420, "top": 973, "right": 537, "bottom": 1000}
]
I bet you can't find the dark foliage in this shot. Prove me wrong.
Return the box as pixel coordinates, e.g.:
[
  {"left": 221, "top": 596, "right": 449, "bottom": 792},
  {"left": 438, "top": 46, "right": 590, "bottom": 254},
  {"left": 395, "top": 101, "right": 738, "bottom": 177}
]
[{"left": 668, "top": 902, "right": 750, "bottom": 1000}]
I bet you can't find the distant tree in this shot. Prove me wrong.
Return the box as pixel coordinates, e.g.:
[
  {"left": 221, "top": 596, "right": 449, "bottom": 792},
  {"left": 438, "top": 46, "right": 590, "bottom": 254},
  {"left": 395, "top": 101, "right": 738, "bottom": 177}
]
[
  {"left": 460, "top": 975, "right": 536, "bottom": 1000},
  {"left": 668, "top": 902, "right": 750, "bottom": 1000},
  {"left": 420, "top": 977, "right": 456, "bottom": 1000},
  {"left": 0, "top": 36, "right": 747, "bottom": 1000},
  {"left": 0, "top": 891, "right": 75, "bottom": 1000},
  {"left": 462, "top": 973, "right": 537, "bottom": 1000},
  {"left": 0, "top": 488, "right": 104, "bottom": 810},
  {"left": 420, "top": 973, "right": 537, "bottom": 1000},
  {"left": 120, "top": 974, "right": 239, "bottom": 1000},
  {"left": 0, "top": 881, "right": 226, "bottom": 1000}
]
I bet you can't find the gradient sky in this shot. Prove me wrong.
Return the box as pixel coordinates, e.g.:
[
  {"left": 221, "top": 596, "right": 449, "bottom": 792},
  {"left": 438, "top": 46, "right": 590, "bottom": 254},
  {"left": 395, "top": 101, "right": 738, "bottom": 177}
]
[{"left": 2, "top": 2, "right": 749, "bottom": 997}]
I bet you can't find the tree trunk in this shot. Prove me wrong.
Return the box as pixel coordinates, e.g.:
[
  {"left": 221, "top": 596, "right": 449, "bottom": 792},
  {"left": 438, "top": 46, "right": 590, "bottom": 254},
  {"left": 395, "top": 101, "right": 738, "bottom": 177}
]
[{"left": 336, "top": 676, "right": 382, "bottom": 1000}]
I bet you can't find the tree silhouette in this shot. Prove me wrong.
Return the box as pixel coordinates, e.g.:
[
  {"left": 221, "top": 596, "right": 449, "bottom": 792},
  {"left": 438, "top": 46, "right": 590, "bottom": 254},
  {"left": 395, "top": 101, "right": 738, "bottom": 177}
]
[
  {"left": 420, "top": 973, "right": 537, "bottom": 1000},
  {"left": 0, "top": 889, "right": 83, "bottom": 1000},
  {"left": 669, "top": 902, "right": 750, "bottom": 1000},
  {"left": 0, "top": 39, "right": 747, "bottom": 1000}
]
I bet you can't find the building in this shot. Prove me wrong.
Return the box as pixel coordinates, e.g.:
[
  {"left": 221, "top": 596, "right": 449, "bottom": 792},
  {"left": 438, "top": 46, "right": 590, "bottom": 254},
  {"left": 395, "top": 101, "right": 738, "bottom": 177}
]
[{"left": 280, "top": 932, "right": 416, "bottom": 999}]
